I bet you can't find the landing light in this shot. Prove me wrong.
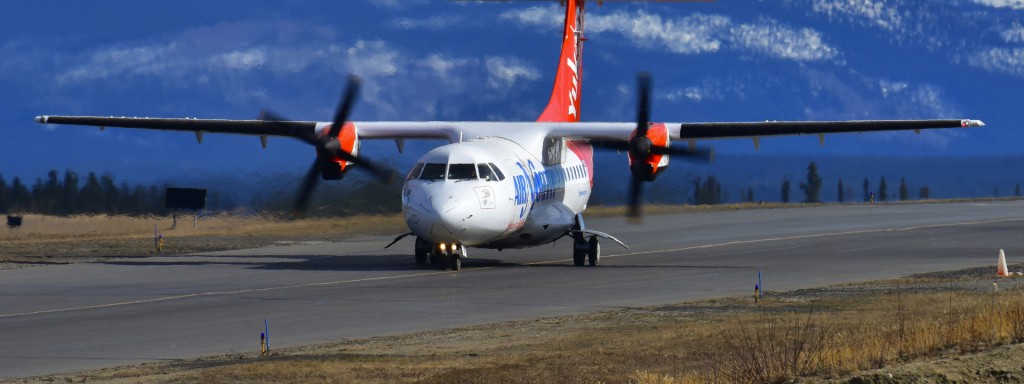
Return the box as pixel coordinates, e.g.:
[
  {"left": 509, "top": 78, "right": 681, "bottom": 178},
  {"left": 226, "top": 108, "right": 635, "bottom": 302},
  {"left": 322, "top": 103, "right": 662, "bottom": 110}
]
[{"left": 440, "top": 243, "right": 447, "bottom": 251}]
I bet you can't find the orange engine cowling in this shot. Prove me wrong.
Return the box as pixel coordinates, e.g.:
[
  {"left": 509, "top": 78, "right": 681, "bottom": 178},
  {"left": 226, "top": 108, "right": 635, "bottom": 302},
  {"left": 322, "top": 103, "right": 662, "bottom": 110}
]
[
  {"left": 627, "top": 122, "right": 670, "bottom": 182},
  {"left": 317, "top": 122, "right": 359, "bottom": 180}
]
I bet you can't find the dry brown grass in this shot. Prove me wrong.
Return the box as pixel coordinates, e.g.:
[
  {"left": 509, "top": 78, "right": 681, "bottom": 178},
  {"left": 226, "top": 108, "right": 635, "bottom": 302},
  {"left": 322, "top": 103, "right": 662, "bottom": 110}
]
[
  {"left": 0, "top": 213, "right": 406, "bottom": 264},
  {"left": 696, "top": 289, "right": 1024, "bottom": 383}
]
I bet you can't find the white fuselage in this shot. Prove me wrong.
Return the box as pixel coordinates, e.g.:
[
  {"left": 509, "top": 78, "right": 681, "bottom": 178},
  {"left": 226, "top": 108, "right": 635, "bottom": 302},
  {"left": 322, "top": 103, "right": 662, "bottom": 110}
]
[{"left": 402, "top": 137, "right": 592, "bottom": 249}]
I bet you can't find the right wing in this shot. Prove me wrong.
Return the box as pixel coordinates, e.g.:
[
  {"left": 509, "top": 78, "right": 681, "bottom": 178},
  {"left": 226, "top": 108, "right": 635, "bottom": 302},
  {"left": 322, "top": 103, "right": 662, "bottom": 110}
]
[{"left": 676, "top": 119, "right": 985, "bottom": 140}]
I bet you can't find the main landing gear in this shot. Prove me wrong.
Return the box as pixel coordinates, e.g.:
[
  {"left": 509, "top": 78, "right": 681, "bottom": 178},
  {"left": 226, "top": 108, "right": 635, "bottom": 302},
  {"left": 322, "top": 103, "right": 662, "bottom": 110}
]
[
  {"left": 415, "top": 237, "right": 463, "bottom": 271},
  {"left": 571, "top": 214, "right": 601, "bottom": 267},
  {"left": 572, "top": 234, "right": 600, "bottom": 267}
]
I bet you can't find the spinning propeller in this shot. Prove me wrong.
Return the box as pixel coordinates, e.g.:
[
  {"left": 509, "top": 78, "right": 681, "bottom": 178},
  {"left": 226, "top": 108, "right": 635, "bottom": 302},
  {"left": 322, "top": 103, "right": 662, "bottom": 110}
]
[
  {"left": 261, "top": 75, "right": 397, "bottom": 215},
  {"left": 593, "top": 73, "right": 712, "bottom": 221}
]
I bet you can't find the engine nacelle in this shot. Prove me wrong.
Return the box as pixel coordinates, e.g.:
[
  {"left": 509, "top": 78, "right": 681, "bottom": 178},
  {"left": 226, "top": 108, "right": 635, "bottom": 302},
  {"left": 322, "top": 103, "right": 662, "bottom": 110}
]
[
  {"left": 628, "top": 122, "right": 670, "bottom": 182},
  {"left": 315, "top": 121, "right": 360, "bottom": 180}
]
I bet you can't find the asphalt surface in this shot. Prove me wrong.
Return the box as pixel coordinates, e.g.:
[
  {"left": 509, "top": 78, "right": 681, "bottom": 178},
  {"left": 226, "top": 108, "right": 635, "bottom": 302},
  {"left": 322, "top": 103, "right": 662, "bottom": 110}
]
[{"left": 2, "top": 201, "right": 1024, "bottom": 379}]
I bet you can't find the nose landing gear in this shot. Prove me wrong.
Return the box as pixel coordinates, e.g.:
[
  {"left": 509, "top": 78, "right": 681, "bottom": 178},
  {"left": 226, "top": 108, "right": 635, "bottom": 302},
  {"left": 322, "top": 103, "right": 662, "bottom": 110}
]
[{"left": 416, "top": 238, "right": 464, "bottom": 271}]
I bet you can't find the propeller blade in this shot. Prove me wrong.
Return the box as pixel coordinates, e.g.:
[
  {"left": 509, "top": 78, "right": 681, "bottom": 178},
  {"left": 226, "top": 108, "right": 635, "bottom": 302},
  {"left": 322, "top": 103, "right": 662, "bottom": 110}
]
[
  {"left": 636, "top": 72, "right": 651, "bottom": 138},
  {"left": 330, "top": 75, "right": 362, "bottom": 137},
  {"left": 259, "top": 109, "right": 317, "bottom": 145},
  {"left": 293, "top": 160, "right": 323, "bottom": 214},
  {"left": 331, "top": 148, "right": 398, "bottom": 184},
  {"left": 649, "top": 145, "right": 714, "bottom": 162},
  {"left": 588, "top": 140, "right": 629, "bottom": 152},
  {"left": 626, "top": 172, "right": 644, "bottom": 221}
]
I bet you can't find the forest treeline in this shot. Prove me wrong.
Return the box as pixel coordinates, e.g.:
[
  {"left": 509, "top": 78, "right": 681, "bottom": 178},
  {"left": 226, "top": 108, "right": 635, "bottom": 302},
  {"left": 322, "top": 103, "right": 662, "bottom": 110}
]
[
  {"left": 0, "top": 170, "right": 167, "bottom": 216},
  {"left": 2, "top": 163, "right": 1019, "bottom": 216},
  {"left": 0, "top": 169, "right": 396, "bottom": 217}
]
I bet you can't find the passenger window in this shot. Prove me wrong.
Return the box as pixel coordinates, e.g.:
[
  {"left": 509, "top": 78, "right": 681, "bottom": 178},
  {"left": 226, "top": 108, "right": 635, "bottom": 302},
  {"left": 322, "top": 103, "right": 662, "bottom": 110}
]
[
  {"left": 448, "top": 163, "right": 477, "bottom": 180},
  {"left": 478, "top": 164, "right": 496, "bottom": 181},
  {"left": 406, "top": 163, "right": 424, "bottom": 181},
  {"left": 488, "top": 163, "right": 506, "bottom": 181},
  {"left": 419, "top": 163, "right": 447, "bottom": 180}
]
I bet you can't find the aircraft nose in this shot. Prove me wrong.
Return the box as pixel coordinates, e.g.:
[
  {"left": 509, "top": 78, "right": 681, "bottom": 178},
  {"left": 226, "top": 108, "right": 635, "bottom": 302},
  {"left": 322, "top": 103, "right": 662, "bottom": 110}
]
[{"left": 403, "top": 183, "right": 500, "bottom": 246}]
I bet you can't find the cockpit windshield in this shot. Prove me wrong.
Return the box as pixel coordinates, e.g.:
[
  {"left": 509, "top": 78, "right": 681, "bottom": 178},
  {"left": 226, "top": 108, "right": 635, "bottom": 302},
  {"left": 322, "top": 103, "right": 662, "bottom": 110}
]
[
  {"left": 447, "top": 164, "right": 477, "bottom": 180},
  {"left": 478, "top": 164, "right": 496, "bottom": 181},
  {"left": 415, "top": 162, "right": 503, "bottom": 181},
  {"left": 419, "top": 163, "right": 447, "bottom": 180}
]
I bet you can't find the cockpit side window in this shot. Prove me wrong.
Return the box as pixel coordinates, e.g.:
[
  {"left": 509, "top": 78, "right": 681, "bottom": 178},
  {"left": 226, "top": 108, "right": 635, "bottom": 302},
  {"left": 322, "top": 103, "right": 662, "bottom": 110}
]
[
  {"left": 419, "top": 163, "right": 447, "bottom": 180},
  {"left": 477, "top": 164, "right": 497, "bottom": 181},
  {"left": 488, "top": 163, "right": 506, "bottom": 181},
  {"left": 447, "top": 163, "right": 477, "bottom": 180},
  {"left": 406, "top": 163, "right": 425, "bottom": 181}
]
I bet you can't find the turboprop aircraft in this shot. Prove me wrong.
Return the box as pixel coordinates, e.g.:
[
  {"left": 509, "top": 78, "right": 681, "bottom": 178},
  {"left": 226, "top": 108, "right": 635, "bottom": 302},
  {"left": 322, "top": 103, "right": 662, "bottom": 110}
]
[{"left": 35, "top": 0, "right": 984, "bottom": 271}]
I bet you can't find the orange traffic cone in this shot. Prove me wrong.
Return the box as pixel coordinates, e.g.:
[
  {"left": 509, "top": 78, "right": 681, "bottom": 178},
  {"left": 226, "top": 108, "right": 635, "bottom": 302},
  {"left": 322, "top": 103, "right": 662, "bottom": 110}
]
[{"left": 997, "top": 249, "right": 1010, "bottom": 277}]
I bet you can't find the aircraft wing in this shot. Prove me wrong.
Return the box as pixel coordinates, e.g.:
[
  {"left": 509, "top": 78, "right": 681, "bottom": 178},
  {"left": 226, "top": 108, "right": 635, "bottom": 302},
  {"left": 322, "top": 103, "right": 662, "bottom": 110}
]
[
  {"left": 33, "top": 116, "right": 457, "bottom": 143},
  {"left": 36, "top": 115, "right": 984, "bottom": 144},
  {"left": 545, "top": 119, "right": 984, "bottom": 140},
  {"left": 675, "top": 119, "right": 985, "bottom": 140}
]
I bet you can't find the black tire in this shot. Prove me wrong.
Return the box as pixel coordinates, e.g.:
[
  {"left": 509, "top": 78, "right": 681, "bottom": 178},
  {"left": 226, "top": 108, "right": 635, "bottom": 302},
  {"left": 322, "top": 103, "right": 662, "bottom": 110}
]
[
  {"left": 449, "top": 254, "right": 462, "bottom": 271},
  {"left": 587, "top": 236, "right": 601, "bottom": 266},
  {"left": 573, "top": 239, "right": 587, "bottom": 266},
  {"left": 434, "top": 250, "right": 447, "bottom": 270},
  {"left": 414, "top": 238, "right": 430, "bottom": 265}
]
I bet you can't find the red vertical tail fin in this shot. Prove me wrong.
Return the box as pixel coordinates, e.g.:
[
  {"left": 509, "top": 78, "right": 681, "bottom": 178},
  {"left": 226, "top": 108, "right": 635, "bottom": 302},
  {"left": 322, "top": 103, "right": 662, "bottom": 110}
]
[{"left": 537, "top": 0, "right": 584, "bottom": 123}]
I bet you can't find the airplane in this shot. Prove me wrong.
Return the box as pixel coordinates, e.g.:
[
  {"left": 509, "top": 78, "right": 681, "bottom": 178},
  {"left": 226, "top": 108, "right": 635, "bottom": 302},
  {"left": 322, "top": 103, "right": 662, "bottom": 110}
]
[{"left": 35, "top": 0, "right": 984, "bottom": 271}]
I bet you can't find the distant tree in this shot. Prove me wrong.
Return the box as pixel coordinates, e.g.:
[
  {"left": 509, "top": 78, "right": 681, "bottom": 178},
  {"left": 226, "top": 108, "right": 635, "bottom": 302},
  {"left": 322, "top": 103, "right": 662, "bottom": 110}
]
[
  {"left": 61, "top": 170, "right": 79, "bottom": 214},
  {"left": 837, "top": 179, "right": 845, "bottom": 203},
  {"left": 919, "top": 186, "right": 931, "bottom": 200},
  {"left": 30, "top": 178, "right": 44, "bottom": 212},
  {"left": 100, "top": 174, "right": 119, "bottom": 214},
  {"left": 746, "top": 187, "right": 754, "bottom": 203},
  {"left": 1016, "top": 184, "right": 1021, "bottom": 197},
  {"left": 80, "top": 172, "right": 104, "bottom": 214},
  {"left": 878, "top": 177, "right": 888, "bottom": 202},
  {"left": 781, "top": 179, "right": 791, "bottom": 203},
  {"left": 0, "top": 175, "right": 8, "bottom": 213},
  {"left": 863, "top": 178, "right": 870, "bottom": 202},
  {"left": 9, "top": 177, "right": 30, "bottom": 212},
  {"left": 40, "top": 170, "right": 60, "bottom": 214},
  {"left": 898, "top": 177, "right": 909, "bottom": 201},
  {"left": 799, "top": 162, "right": 823, "bottom": 203},
  {"left": 692, "top": 175, "right": 723, "bottom": 205}
]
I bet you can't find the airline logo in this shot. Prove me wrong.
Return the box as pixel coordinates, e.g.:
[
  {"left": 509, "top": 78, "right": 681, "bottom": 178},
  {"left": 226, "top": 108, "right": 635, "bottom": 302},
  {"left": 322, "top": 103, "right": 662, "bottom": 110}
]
[
  {"left": 512, "top": 160, "right": 563, "bottom": 218},
  {"left": 537, "top": 0, "right": 582, "bottom": 123},
  {"left": 566, "top": 24, "right": 580, "bottom": 119}
]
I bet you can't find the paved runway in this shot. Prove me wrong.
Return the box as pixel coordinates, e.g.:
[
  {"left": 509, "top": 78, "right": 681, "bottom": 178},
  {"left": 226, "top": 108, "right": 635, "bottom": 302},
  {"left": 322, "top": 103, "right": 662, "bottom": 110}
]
[{"left": 2, "top": 201, "right": 1023, "bottom": 379}]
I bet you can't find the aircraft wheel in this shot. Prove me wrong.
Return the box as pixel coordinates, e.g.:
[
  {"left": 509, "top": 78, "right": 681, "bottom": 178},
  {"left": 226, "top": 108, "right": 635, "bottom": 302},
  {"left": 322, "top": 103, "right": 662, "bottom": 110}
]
[
  {"left": 573, "top": 238, "right": 587, "bottom": 266},
  {"left": 434, "top": 250, "right": 448, "bottom": 270},
  {"left": 414, "top": 238, "right": 430, "bottom": 265},
  {"left": 588, "top": 236, "right": 601, "bottom": 266},
  {"left": 449, "top": 254, "right": 462, "bottom": 271}
]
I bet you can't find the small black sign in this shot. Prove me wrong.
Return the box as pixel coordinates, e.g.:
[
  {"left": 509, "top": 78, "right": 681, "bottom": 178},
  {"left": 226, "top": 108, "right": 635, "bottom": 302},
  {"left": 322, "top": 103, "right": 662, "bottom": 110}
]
[{"left": 165, "top": 188, "right": 207, "bottom": 210}]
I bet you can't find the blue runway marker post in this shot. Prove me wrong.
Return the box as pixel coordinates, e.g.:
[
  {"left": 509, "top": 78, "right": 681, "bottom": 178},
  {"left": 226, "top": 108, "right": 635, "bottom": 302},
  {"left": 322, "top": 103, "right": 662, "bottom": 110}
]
[
  {"left": 753, "top": 270, "right": 761, "bottom": 303},
  {"left": 260, "top": 319, "right": 270, "bottom": 356}
]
